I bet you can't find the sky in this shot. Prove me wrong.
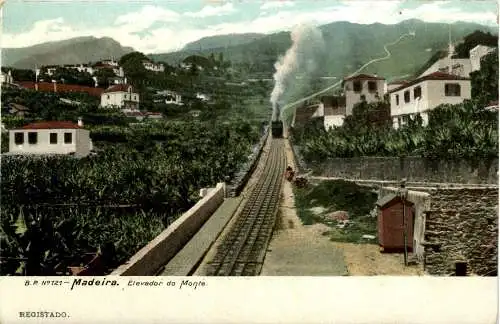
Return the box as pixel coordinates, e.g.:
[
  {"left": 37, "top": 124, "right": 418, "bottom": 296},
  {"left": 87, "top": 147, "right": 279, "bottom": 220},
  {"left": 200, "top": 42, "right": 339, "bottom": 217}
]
[{"left": 1, "top": 0, "right": 498, "bottom": 53}]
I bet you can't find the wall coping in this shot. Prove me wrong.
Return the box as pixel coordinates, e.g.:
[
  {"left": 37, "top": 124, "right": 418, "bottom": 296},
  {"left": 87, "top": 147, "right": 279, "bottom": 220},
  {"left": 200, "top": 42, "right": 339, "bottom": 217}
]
[{"left": 310, "top": 177, "right": 499, "bottom": 189}]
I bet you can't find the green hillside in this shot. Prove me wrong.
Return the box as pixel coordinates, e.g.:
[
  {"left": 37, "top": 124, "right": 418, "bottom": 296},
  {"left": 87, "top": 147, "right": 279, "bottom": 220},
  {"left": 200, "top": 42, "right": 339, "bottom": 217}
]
[
  {"left": 150, "top": 19, "right": 497, "bottom": 81},
  {"left": 3, "top": 37, "right": 135, "bottom": 69},
  {"left": 182, "top": 33, "right": 265, "bottom": 51}
]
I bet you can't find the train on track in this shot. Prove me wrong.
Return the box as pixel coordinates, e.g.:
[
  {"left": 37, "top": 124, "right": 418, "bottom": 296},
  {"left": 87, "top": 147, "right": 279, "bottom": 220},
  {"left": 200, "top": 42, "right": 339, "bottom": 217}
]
[{"left": 271, "top": 120, "right": 283, "bottom": 138}]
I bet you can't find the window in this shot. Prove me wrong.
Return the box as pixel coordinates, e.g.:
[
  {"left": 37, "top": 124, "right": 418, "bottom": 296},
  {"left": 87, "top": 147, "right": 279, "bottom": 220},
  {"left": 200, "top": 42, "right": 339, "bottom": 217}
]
[
  {"left": 353, "top": 81, "right": 362, "bottom": 92},
  {"left": 107, "top": 95, "right": 110, "bottom": 99},
  {"left": 395, "top": 94, "right": 400, "bottom": 105},
  {"left": 368, "top": 81, "right": 377, "bottom": 92},
  {"left": 413, "top": 86, "right": 422, "bottom": 99},
  {"left": 360, "top": 95, "right": 366, "bottom": 102},
  {"left": 64, "top": 132, "right": 72, "bottom": 144},
  {"left": 50, "top": 133, "right": 58, "bottom": 144},
  {"left": 14, "top": 132, "right": 24, "bottom": 145},
  {"left": 445, "top": 83, "right": 461, "bottom": 96},
  {"left": 404, "top": 91, "right": 410, "bottom": 103},
  {"left": 28, "top": 132, "right": 38, "bottom": 144}
]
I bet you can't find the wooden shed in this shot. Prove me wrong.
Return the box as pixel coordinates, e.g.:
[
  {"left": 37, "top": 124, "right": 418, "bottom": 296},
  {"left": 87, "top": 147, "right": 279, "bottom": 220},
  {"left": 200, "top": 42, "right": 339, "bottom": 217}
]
[{"left": 376, "top": 193, "right": 415, "bottom": 252}]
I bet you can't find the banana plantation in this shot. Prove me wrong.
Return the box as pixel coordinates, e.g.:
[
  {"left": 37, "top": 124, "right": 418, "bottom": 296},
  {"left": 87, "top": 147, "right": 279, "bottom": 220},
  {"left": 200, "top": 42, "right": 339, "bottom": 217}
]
[
  {"left": 292, "top": 99, "right": 498, "bottom": 164},
  {"left": 1, "top": 119, "right": 262, "bottom": 275}
]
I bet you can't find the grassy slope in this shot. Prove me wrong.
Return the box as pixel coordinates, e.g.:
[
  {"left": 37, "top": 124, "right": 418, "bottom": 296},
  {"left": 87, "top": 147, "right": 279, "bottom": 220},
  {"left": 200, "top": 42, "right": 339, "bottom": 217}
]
[{"left": 294, "top": 180, "right": 378, "bottom": 243}]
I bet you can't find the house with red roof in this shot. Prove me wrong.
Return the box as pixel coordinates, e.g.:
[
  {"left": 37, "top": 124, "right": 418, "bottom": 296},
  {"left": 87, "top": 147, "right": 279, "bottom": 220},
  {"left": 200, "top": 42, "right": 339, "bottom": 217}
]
[
  {"left": 18, "top": 81, "right": 104, "bottom": 97},
  {"left": 8, "top": 119, "right": 92, "bottom": 157},
  {"left": 100, "top": 84, "right": 140, "bottom": 110},
  {"left": 388, "top": 71, "right": 471, "bottom": 129},
  {"left": 343, "top": 74, "right": 386, "bottom": 115}
]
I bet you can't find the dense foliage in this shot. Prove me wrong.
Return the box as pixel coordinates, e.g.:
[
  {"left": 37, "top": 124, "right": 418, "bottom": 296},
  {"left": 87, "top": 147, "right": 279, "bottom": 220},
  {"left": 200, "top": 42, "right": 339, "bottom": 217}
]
[
  {"left": 471, "top": 49, "right": 499, "bottom": 103},
  {"left": 453, "top": 30, "right": 498, "bottom": 59},
  {"left": 1, "top": 119, "right": 261, "bottom": 275},
  {"left": 292, "top": 99, "right": 498, "bottom": 163}
]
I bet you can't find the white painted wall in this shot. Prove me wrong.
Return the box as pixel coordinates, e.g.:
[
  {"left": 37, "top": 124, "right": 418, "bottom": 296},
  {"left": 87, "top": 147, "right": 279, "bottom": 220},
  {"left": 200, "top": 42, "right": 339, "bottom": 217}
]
[
  {"left": 344, "top": 79, "right": 385, "bottom": 115},
  {"left": 324, "top": 115, "right": 345, "bottom": 129},
  {"left": 143, "top": 62, "right": 165, "bottom": 72},
  {"left": 101, "top": 91, "right": 140, "bottom": 109},
  {"left": 390, "top": 79, "right": 471, "bottom": 118},
  {"left": 312, "top": 103, "right": 324, "bottom": 118},
  {"left": 470, "top": 45, "right": 496, "bottom": 72},
  {"left": 9, "top": 129, "right": 91, "bottom": 157}
]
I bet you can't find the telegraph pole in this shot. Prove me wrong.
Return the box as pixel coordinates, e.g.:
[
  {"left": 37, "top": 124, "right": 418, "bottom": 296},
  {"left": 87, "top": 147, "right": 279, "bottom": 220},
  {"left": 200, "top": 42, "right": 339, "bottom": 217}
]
[{"left": 400, "top": 178, "right": 409, "bottom": 266}]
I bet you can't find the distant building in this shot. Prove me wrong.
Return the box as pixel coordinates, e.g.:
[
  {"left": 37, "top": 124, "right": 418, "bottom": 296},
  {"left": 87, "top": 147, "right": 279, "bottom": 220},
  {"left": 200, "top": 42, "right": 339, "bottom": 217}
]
[
  {"left": 67, "top": 64, "right": 94, "bottom": 75},
  {"left": 388, "top": 72, "right": 471, "bottom": 129},
  {"left": 8, "top": 119, "right": 92, "bottom": 157},
  {"left": 1, "top": 70, "right": 14, "bottom": 84},
  {"left": 470, "top": 45, "right": 496, "bottom": 72},
  {"left": 101, "top": 84, "right": 140, "bottom": 110},
  {"left": 315, "top": 96, "right": 347, "bottom": 129},
  {"left": 419, "top": 29, "right": 496, "bottom": 78},
  {"left": 343, "top": 74, "right": 385, "bottom": 116},
  {"left": 142, "top": 60, "right": 165, "bottom": 72},
  {"left": 18, "top": 81, "right": 104, "bottom": 97},
  {"left": 4, "top": 103, "right": 30, "bottom": 117},
  {"left": 196, "top": 93, "right": 210, "bottom": 102},
  {"left": 93, "top": 62, "right": 124, "bottom": 77},
  {"left": 156, "top": 90, "right": 183, "bottom": 105}
]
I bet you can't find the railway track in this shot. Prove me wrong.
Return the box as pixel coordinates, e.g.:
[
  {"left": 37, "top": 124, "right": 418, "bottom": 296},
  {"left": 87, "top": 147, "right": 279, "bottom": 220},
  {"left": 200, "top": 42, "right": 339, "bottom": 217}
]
[{"left": 205, "top": 139, "right": 286, "bottom": 276}]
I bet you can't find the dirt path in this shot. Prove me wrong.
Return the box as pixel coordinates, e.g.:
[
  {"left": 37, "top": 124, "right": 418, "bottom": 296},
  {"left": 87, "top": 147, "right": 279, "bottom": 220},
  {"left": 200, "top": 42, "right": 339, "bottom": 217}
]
[
  {"left": 334, "top": 242, "right": 424, "bottom": 276},
  {"left": 261, "top": 138, "right": 425, "bottom": 276},
  {"left": 260, "top": 139, "right": 348, "bottom": 276}
]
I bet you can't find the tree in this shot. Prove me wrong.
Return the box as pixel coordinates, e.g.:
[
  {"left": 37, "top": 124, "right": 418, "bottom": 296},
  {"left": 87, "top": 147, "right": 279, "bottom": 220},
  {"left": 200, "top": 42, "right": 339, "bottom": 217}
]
[
  {"left": 471, "top": 49, "right": 498, "bottom": 104},
  {"left": 453, "top": 30, "right": 498, "bottom": 59}
]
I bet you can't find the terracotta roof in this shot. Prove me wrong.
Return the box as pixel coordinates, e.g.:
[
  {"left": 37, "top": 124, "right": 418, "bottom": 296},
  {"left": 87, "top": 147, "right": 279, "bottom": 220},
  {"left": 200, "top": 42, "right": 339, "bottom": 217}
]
[
  {"left": 18, "top": 82, "right": 104, "bottom": 97},
  {"left": 388, "top": 72, "right": 470, "bottom": 94},
  {"left": 344, "top": 74, "right": 385, "bottom": 81},
  {"left": 15, "top": 121, "right": 83, "bottom": 130},
  {"left": 103, "top": 84, "right": 133, "bottom": 93},
  {"left": 388, "top": 80, "right": 408, "bottom": 85}
]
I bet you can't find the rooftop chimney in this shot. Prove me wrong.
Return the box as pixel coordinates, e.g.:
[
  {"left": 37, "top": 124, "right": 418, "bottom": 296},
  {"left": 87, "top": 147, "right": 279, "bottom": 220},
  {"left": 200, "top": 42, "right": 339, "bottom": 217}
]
[
  {"left": 52, "top": 80, "right": 57, "bottom": 92},
  {"left": 77, "top": 117, "right": 84, "bottom": 127}
]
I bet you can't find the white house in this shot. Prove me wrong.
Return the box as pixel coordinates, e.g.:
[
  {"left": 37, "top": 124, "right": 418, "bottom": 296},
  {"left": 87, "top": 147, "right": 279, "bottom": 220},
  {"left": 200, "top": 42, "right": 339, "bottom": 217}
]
[
  {"left": 68, "top": 64, "right": 94, "bottom": 75},
  {"left": 143, "top": 60, "right": 165, "bottom": 72},
  {"left": 8, "top": 119, "right": 92, "bottom": 157},
  {"left": 156, "top": 90, "right": 182, "bottom": 105},
  {"left": 101, "top": 59, "right": 119, "bottom": 67},
  {"left": 0, "top": 70, "right": 13, "bottom": 84},
  {"left": 101, "top": 84, "right": 140, "bottom": 110},
  {"left": 93, "top": 62, "right": 124, "bottom": 77},
  {"left": 343, "top": 74, "right": 385, "bottom": 116},
  {"left": 419, "top": 39, "right": 496, "bottom": 78},
  {"left": 388, "top": 71, "right": 471, "bottom": 129},
  {"left": 196, "top": 93, "right": 210, "bottom": 102},
  {"left": 318, "top": 96, "right": 347, "bottom": 129},
  {"left": 470, "top": 45, "right": 496, "bottom": 72}
]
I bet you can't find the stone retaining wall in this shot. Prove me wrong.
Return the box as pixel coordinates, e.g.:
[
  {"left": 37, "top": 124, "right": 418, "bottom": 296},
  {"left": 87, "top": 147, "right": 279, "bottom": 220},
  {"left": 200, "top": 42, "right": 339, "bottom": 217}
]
[
  {"left": 307, "top": 156, "right": 498, "bottom": 184},
  {"left": 423, "top": 188, "right": 498, "bottom": 276}
]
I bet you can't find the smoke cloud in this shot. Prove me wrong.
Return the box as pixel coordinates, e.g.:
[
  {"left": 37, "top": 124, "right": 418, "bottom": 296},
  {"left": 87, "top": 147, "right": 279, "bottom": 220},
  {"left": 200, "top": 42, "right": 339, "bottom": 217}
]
[{"left": 270, "top": 23, "right": 326, "bottom": 121}]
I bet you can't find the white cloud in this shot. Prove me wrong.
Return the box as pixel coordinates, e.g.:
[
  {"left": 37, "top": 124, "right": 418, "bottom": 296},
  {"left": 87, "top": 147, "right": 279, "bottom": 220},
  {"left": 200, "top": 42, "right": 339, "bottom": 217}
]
[
  {"left": 114, "top": 5, "right": 180, "bottom": 32},
  {"left": 260, "top": 1, "right": 295, "bottom": 10},
  {"left": 184, "top": 3, "right": 235, "bottom": 18},
  {"left": 2, "top": 1, "right": 497, "bottom": 54}
]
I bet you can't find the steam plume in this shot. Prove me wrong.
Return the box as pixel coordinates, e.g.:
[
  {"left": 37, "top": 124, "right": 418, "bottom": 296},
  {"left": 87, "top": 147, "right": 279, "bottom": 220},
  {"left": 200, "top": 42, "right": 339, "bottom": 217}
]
[{"left": 270, "top": 23, "right": 326, "bottom": 121}]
